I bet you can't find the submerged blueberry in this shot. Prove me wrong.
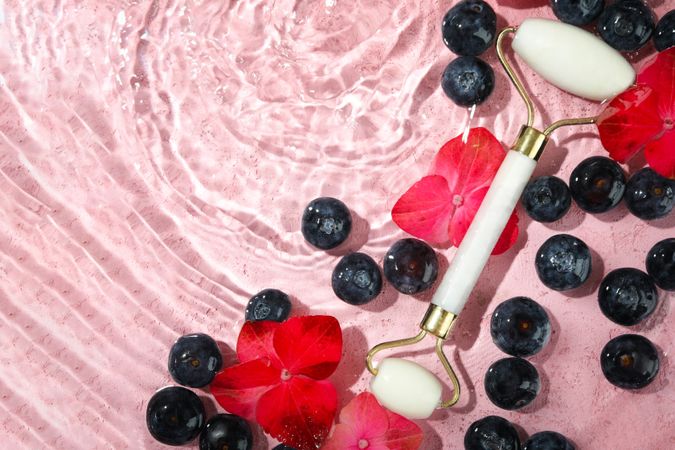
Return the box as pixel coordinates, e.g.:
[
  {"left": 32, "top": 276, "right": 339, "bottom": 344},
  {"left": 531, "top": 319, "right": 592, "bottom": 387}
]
[
  {"left": 383, "top": 238, "right": 438, "bottom": 294},
  {"left": 245, "top": 289, "right": 291, "bottom": 322},
  {"left": 441, "top": 0, "right": 497, "bottom": 56},
  {"left": 524, "top": 431, "right": 575, "bottom": 450},
  {"left": 521, "top": 176, "right": 572, "bottom": 222},
  {"left": 332, "top": 252, "right": 383, "bottom": 305},
  {"left": 646, "top": 238, "right": 675, "bottom": 291},
  {"left": 654, "top": 10, "right": 675, "bottom": 51},
  {"left": 301, "top": 197, "right": 352, "bottom": 250},
  {"left": 598, "top": 0, "right": 655, "bottom": 52},
  {"left": 199, "top": 414, "right": 253, "bottom": 450},
  {"left": 569, "top": 156, "right": 626, "bottom": 213},
  {"left": 601, "top": 334, "right": 659, "bottom": 389},
  {"left": 490, "top": 297, "right": 551, "bottom": 357},
  {"left": 464, "top": 415, "right": 521, "bottom": 450},
  {"left": 441, "top": 56, "right": 495, "bottom": 107},
  {"left": 168, "top": 333, "right": 223, "bottom": 388},
  {"left": 598, "top": 268, "right": 658, "bottom": 326},
  {"left": 484, "top": 357, "right": 540, "bottom": 410},
  {"left": 551, "top": 0, "right": 604, "bottom": 26},
  {"left": 535, "top": 234, "right": 592, "bottom": 291},
  {"left": 624, "top": 168, "right": 674, "bottom": 220},
  {"left": 146, "top": 386, "right": 205, "bottom": 446}
]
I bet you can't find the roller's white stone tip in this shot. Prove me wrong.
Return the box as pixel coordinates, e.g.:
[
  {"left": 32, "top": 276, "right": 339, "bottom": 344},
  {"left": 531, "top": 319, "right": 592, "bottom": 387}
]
[{"left": 370, "top": 357, "right": 442, "bottom": 420}]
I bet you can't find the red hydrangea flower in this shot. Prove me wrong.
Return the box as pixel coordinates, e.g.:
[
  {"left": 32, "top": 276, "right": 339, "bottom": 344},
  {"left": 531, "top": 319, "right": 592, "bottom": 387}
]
[
  {"left": 597, "top": 47, "right": 675, "bottom": 179},
  {"left": 322, "top": 392, "right": 423, "bottom": 450},
  {"left": 392, "top": 127, "right": 518, "bottom": 255},
  {"left": 210, "top": 316, "right": 342, "bottom": 450}
]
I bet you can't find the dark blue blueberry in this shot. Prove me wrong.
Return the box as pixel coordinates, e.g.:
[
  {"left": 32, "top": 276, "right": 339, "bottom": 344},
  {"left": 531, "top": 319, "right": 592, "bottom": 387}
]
[
  {"left": 646, "top": 238, "right": 675, "bottom": 291},
  {"left": 569, "top": 156, "right": 626, "bottom": 213},
  {"left": 601, "top": 334, "right": 659, "bottom": 389},
  {"left": 168, "top": 333, "right": 223, "bottom": 388},
  {"left": 484, "top": 357, "right": 540, "bottom": 410},
  {"left": 301, "top": 197, "right": 352, "bottom": 250},
  {"left": 524, "top": 431, "right": 575, "bottom": 450},
  {"left": 332, "top": 252, "right": 382, "bottom": 305},
  {"left": 464, "top": 415, "right": 521, "bottom": 450},
  {"left": 521, "top": 176, "right": 572, "bottom": 222},
  {"left": 490, "top": 297, "right": 551, "bottom": 357},
  {"left": 624, "top": 168, "right": 674, "bottom": 220},
  {"left": 245, "top": 289, "right": 291, "bottom": 322},
  {"left": 654, "top": 10, "right": 675, "bottom": 51},
  {"left": 383, "top": 238, "right": 438, "bottom": 294},
  {"left": 442, "top": 0, "right": 497, "bottom": 56},
  {"left": 597, "top": 0, "right": 655, "bottom": 52},
  {"left": 146, "top": 386, "right": 205, "bottom": 446},
  {"left": 272, "top": 446, "right": 297, "bottom": 450},
  {"left": 598, "top": 268, "right": 658, "bottom": 326},
  {"left": 199, "top": 414, "right": 252, "bottom": 450},
  {"left": 551, "top": 0, "right": 604, "bottom": 26},
  {"left": 441, "top": 56, "right": 495, "bottom": 107},
  {"left": 535, "top": 234, "right": 592, "bottom": 291}
]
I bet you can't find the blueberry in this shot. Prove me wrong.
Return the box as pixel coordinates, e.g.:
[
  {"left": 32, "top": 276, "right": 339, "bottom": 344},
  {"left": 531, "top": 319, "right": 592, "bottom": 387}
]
[
  {"left": 521, "top": 176, "right": 572, "bottom": 222},
  {"left": 168, "top": 333, "right": 223, "bottom": 388},
  {"left": 646, "top": 238, "right": 675, "bottom": 291},
  {"left": 601, "top": 334, "right": 659, "bottom": 389},
  {"left": 535, "top": 234, "right": 592, "bottom": 291},
  {"left": 551, "top": 0, "right": 604, "bottom": 26},
  {"left": 524, "top": 431, "right": 575, "bottom": 450},
  {"left": 484, "top": 357, "right": 540, "bottom": 410},
  {"left": 441, "top": 0, "right": 497, "bottom": 56},
  {"left": 383, "top": 238, "right": 438, "bottom": 294},
  {"left": 569, "top": 156, "right": 626, "bottom": 213},
  {"left": 332, "top": 252, "right": 382, "bottom": 305},
  {"left": 624, "top": 168, "right": 674, "bottom": 220},
  {"left": 598, "top": 268, "right": 658, "bottom": 326},
  {"left": 146, "top": 386, "right": 205, "bottom": 446},
  {"left": 301, "top": 197, "right": 352, "bottom": 250},
  {"left": 490, "top": 297, "right": 551, "bottom": 357},
  {"left": 245, "top": 289, "right": 291, "bottom": 322},
  {"left": 441, "top": 56, "right": 495, "bottom": 107},
  {"left": 654, "top": 10, "right": 675, "bottom": 51},
  {"left": 597, "top": 0, "right": 655, "bottom": 52},
  {"left": 464, "top": 415, "right": 521, "bottom": 450},
  {"left": 199, "top": 414, "right": 253, "bottom": 450}
]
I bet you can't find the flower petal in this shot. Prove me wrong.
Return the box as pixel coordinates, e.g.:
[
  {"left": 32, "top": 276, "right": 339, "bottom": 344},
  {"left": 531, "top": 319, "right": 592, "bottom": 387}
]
[
  {"left": 597, "top": 85, "right": 663, "bottom": 163},
  {"left": 210, "top": 359, "right": 280, "bottom": 421},
  {"left": 237, "top": 320, "right": 282, "bottom": 365},
  {"left": 338, "top": 392, "right": 389, "bottom": 439},
  {"left": 273, "top": 315, "right": 342, "bottom": 379},
  {"left": 256, "top": 377, "right": 337, "bottom": 450},
  {"left": 645, "top": 130, "right": 675, "bottom": 179},
  {"left": 376, "top": 407, "right": 424, "bottom": 450},
  {"left": 430, "top": 127, "right": 506, "bottom": 196},
  {"left": 449, "top": 187, "right": 519, "bottom": 255},
  {"left": 637, "top": 47, "right": 675, "bottom": 120},
  {"left": 391, "top": 175, "right": 455, "bottom": 244},
  {"left": 322, "top": 425, "right": 362, "bottom": 450}
]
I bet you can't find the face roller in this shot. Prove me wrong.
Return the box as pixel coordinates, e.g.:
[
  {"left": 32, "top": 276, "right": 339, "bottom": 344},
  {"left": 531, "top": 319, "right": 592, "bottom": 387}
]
[{"left": 366, "top": 18, "right": 636, "bottom": 420}]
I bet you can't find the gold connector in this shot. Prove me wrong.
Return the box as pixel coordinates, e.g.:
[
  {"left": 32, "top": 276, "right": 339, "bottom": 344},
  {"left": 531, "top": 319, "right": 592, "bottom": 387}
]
[
  {"left": 511, "top": 125, "right": 548, "bottom": 161},
  {"left": 420, "top": 304, "right": 458, "bottom": 340}
]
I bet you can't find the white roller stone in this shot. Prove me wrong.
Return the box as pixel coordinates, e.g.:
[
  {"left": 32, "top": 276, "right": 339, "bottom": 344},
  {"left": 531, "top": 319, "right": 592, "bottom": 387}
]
[
  {"left": 512, "top": 18, "right": 635, "bottom": 101},
  {"left": 370, "top": 357, "right": 442, "bottom": 419}
]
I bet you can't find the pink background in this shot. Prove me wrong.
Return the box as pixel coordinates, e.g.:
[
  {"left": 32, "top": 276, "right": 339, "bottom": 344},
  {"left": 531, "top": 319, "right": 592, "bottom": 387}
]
[{"left": 0, "top": 0, "right": 673, "bottom": 449}]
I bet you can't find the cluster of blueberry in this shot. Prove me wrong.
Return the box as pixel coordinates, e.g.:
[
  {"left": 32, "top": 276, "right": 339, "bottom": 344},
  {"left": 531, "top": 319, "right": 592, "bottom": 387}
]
[
  {"left": 439, "top": 1, "right": 675, "bottom": 108},
  {"left": 145, "top": 334, "right": 256, "bottom": 449},
  {"left": 465, "top": 416, "right": 574, "bottom": 450},
  {"left": 552, "top": 0, "right": 674, "bottom": 52},
  {"left": 302, "top": 197, "right": 440, "bottom": 305}
]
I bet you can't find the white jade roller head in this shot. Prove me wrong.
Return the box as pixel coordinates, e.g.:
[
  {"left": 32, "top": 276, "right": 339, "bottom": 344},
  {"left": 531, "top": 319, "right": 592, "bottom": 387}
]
[{"left": 366, "top": 21, "right": 637, "bottom": 420}]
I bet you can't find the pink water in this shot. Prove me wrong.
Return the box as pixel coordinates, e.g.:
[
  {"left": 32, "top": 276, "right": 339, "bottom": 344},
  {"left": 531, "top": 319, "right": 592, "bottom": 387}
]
[{"left": 1, "top": 1, "right": 673, "bottom": 449}]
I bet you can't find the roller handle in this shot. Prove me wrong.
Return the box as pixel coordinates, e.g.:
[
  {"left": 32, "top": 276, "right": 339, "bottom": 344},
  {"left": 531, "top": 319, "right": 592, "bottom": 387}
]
[{"left": 431, "top": 149, "right": 537, "bottom": 315}]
